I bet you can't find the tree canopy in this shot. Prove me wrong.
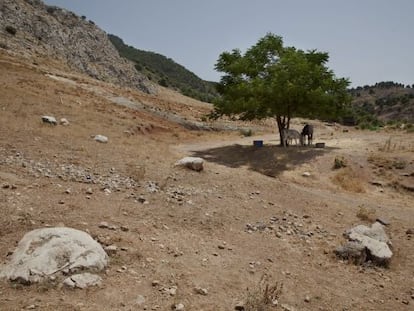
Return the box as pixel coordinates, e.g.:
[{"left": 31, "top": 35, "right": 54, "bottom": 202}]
[{"left": 214, "top": 33, "right": 351, "bottom": 144}]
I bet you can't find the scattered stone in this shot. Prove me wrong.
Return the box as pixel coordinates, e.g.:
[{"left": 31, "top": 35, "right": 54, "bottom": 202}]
[
  {"left": 98, "top": 221, "right": 109, "bottom": 229},
  {"left": 86, "top": 188, "right": 93, "bottom": 195},
  {"left": 146, "top": 181, "right": 159, "bottom": 193},
  {"left": 406, "top": 228, "right": 414, "bottom": 235},
  {"left": 134, "top": 295, "right": 146, "bottom": 306},
  {"left": 41, "top": 116, "right": 57, "bottom": 125},
  {"left": 234, "top": 303, "right": 245, "bottom": 311},
  {"left": 175, "top": 157, "right": 204, "bottom": 172},
  {"left": 120, "top": 225, "right": 129, "bottom": 232},
  {"left": 165, "top": 286, "right": 177, "bottom": 296},
  {"left": 0, "top": 227, "right": 108, "bottom": 284},
  {"left": 63, "top": 273, "right": 102, "bottom": 289},
  {"left": 302, "top": 172, "right": 311, "bottom": 177},
  {"left": 194, "top": 286, "right": 208, "bottom": 295},
  {"left": 281, "top": 304, "right": 296, "bottom": 311},
  {"left": 60, "top": 118, "right": 70, "bottom": 126},
  {"left": 94, "top": 135, "right": 108, "bottom": 143},
  {"left": 104, "top": 245, "right": 118, "bottom": 255},
  {"left": 304, "top": 295, "right": 311, "bottom": 303},
  {"left": 152, "top": 280, "right": 160, "bottom": 286},
  {"left": 137, "top": 196, "right": 147, "bottom": 204},
  {"left": 172, "top": 303, "right": 185, "bottom": 311}
]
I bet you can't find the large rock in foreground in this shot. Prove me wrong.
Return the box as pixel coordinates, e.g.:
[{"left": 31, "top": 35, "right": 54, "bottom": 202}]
[
  {"left": 0, "top": 227, "right": 108, "bottom": 285},
  {"left": 335, "top": 222, "right": 393, "bottom": 267}
]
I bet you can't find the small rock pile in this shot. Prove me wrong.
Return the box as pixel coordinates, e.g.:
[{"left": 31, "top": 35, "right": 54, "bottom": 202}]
[
  {"left": 165, "top": 185, "right": 202, "bottom": 205},
  {"left": 245, "top": 210, "right": 329, "bottom": 242}
]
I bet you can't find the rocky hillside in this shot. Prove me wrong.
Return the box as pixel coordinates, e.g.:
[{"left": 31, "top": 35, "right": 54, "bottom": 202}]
[
  {"left": 108, "top": 34, "right": 219, "bottom": 103},
  {"left": 349, "top": 82, "right": 414, "bottom": 124},
  {"left": 0, "top": 0, "right": 154, "bottom": 93}
]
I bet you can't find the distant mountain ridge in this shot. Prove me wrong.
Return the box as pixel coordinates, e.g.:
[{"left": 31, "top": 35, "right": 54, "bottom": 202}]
[
  {"left": 0, "top": 0, "right": 154, "bottom": 93},
  {"left": 108, "top": 34, "right": 219, "bottom": 103}
]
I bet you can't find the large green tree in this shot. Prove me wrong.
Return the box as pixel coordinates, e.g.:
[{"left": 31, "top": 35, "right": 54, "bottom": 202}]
[{"left": 214, "top": 33, "right": 351, "bottom": 145}]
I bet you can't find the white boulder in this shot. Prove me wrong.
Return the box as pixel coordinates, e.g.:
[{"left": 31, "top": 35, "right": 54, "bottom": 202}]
[
  {"left": 175, "top": 157, "right": 204, "bottom": 172},
  {"left": 336, "top": 222, "right": 393, "bottom": 267},
  {"left": 0, "top": 227, "right": 108, "bottom": 285}
]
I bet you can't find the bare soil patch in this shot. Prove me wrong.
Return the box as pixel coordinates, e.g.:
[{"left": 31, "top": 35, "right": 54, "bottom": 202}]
[{"left": 1, "top": 51, "right": 414, "bottom": 311}]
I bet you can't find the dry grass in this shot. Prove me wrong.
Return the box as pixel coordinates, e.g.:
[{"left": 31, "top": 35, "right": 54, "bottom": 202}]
[
  {"left": 368, "top": 154, "right": 408, "bottom": 170},
  {"left": 244, "top": 275, "right": 283, "bottom": 311},
  {"left": 378, "top": 136, "right": 414, "bottom": 152},
  {"left": 356, "top": 205, "right": 377, "bottom": 222},
  {"left": 332, "top": 167, "right": 365, "bottom": 193}
]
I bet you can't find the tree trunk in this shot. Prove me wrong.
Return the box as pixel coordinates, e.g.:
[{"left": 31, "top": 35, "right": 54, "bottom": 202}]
[
  {"left": 276, "top": 115, "right": 286, "bottom": 146},
  {"left": 276, "top": 115, "right": 292, "bottom": 147}
]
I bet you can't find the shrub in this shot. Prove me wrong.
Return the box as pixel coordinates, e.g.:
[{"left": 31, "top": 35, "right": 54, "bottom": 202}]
[
  {"left": 5, "top": 26, "right": 17, "bottom": 35},
  {"left": 332, "top": 167, "right": 365, "bottom": 193},
  {"left": 46, "top": 6, "right": 57, "bottom": 14},
  {"left": 379, "top": 137, "right": 393, "bottom": 152},
  {"left": 333, "top": 156, "right": 347, "bottom": 169},
  {"left": 244, "top": 275, "right": 283, "bottom": 311},
  {"left": 158, "top": 78, "right": 168, "bottom": 87},
  {"left": 356, "top": 205, "right": 376, "bottom": 222},
  {"left": 240, "top": 128, "right": 253, "bottom": 137},
  {"left": 392, "top": 159, "right": 407, "bottom": 169}
]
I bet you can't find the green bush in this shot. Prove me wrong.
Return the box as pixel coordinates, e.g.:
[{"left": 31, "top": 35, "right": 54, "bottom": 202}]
[
  {"left": 158, "top": 78, "right": 168, "bottom": 87},
  {"left": 46, "top": 6, "right": 57, "bottom": 14}
]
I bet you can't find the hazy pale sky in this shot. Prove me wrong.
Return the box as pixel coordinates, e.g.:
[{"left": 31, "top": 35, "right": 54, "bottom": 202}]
[{"left": 43, "top": 0, "right": 413, "bottom": 87}]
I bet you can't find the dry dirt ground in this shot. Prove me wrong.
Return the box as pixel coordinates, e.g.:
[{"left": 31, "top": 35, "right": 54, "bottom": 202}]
[{"left": 0, "top": 50, "right": 414, "bottom": 311}]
